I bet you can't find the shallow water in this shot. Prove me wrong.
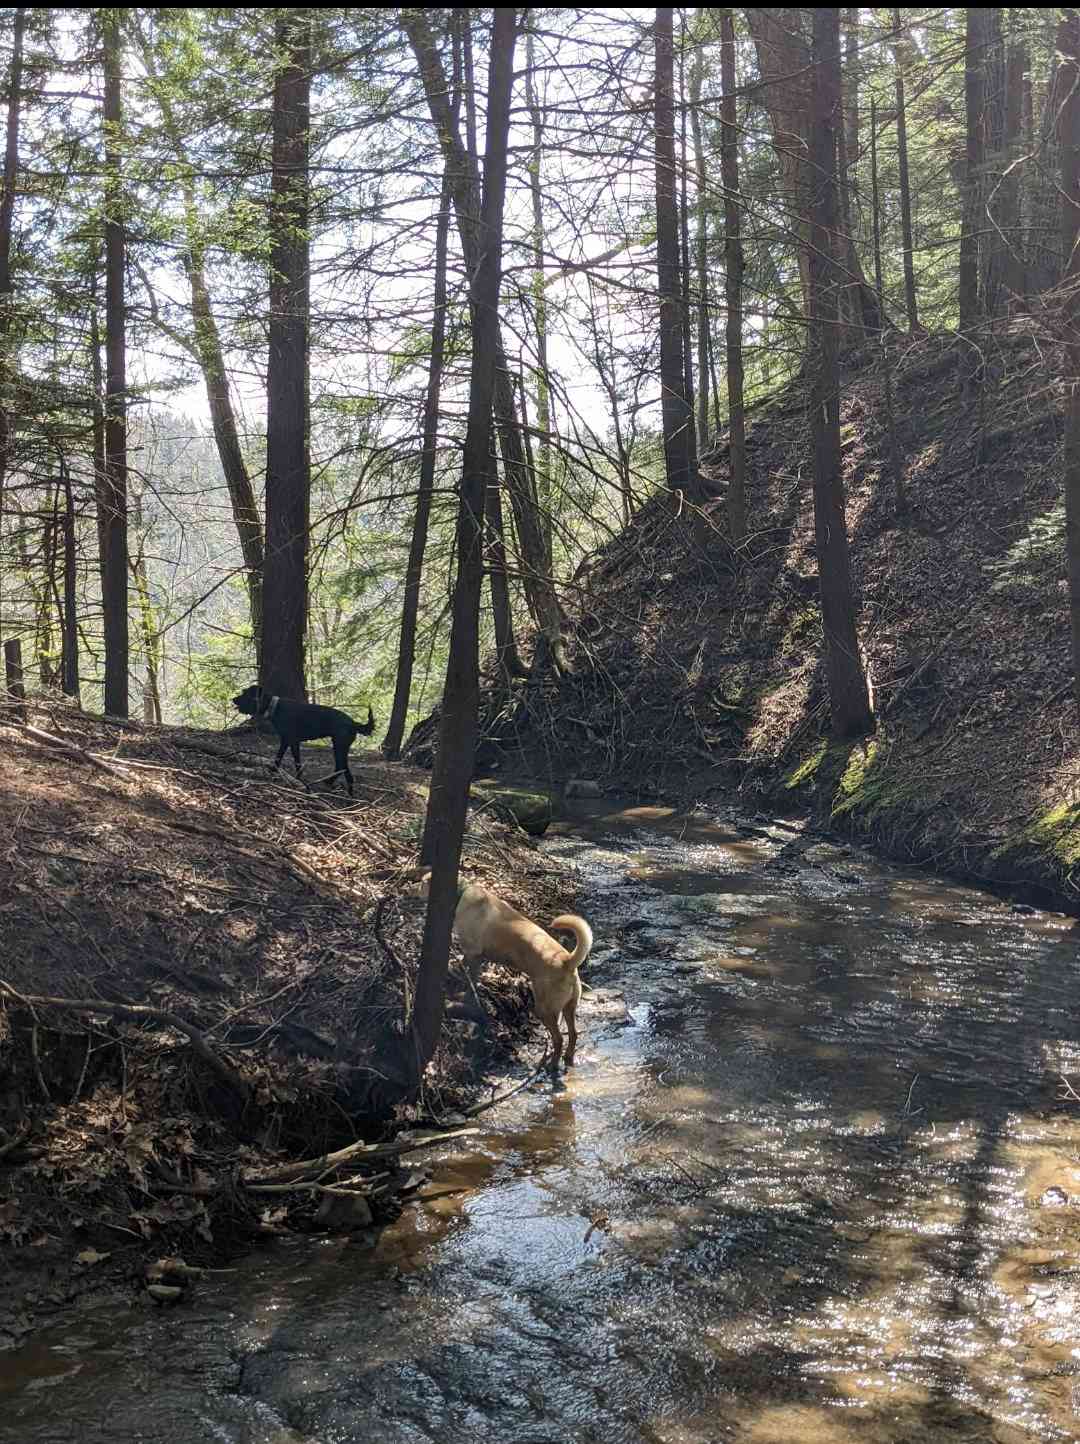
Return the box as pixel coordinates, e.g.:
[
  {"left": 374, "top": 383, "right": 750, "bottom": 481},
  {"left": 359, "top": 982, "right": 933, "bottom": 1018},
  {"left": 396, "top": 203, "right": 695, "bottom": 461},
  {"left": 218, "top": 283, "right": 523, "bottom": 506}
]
[{"left": 5, "top": 803, "right": 1080, "bottom": 1442}]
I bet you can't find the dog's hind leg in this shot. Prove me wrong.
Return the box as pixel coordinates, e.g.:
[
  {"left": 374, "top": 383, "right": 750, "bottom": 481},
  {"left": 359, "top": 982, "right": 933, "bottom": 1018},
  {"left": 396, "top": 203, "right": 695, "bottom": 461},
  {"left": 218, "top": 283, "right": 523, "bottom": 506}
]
[
  {"left": 562, "top": 996, "right": 579, "bottom": 1068},
  {"left": 334, "top": 740, "right": 354, "bottom": 795},
  {"left": 538, "top": 1009, "right": 564, "bottom": 1072}
]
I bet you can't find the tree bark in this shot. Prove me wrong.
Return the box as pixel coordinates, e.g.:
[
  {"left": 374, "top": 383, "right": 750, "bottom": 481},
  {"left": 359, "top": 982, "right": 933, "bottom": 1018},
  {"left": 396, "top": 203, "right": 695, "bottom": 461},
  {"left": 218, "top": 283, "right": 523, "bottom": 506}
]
[
  {"left": 409, "top": 7, "right": 518, "bottom": 1083},
  {"left": 403, "top": 9, "right": 567, "bottom": 674},
  {"left": 101, "top": 7, "right": 129, "bottom": 718},
  {"left": 261, "top": 9, "right": 310, "bottom": 701},
  {"left": 654, "top": 8, "right": 696, "bottom": 497},
  {"left": 1059, "top": 10, "right": 1080, "bottom": 726},
  {"left": 808, "top": 8, "right": 873, "bottom": 739},
  {"left": 720, "top": 8, "right": 746, "bottom": 543}
]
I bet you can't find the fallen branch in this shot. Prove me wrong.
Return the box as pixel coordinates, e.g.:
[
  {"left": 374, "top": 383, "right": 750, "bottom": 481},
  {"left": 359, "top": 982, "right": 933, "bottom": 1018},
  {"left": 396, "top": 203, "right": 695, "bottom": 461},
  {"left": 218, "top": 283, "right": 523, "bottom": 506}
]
[
  {"left": 0, "top": 984, "right": 248, "bottom": 1099},
  {"left": 18, "top": 723, "right": 128, "bottom": 779},
  {"left": 244, "top": 1124, "right": 479, "bottom": 1187}
]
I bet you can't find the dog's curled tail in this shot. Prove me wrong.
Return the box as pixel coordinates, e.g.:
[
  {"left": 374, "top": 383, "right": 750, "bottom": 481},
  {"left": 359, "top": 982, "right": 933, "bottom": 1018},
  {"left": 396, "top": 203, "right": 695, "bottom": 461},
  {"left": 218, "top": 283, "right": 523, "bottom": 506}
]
[{"left": 550, "top": 914, "right": 593, "bottom": 969}]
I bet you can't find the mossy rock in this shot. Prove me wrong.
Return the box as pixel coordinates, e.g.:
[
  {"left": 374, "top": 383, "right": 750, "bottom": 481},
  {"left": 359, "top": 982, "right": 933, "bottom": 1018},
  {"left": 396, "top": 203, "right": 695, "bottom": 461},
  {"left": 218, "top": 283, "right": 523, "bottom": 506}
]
[{"left": 470, "top": 783, "right": 553, "bottom": 837}]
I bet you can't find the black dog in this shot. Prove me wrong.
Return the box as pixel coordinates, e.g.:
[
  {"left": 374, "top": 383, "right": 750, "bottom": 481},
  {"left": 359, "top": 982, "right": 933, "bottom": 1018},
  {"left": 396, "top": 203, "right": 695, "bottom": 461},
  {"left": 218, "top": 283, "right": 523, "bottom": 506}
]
[{"left": 232, "top": 685, "right": 375, "bottom": 795}]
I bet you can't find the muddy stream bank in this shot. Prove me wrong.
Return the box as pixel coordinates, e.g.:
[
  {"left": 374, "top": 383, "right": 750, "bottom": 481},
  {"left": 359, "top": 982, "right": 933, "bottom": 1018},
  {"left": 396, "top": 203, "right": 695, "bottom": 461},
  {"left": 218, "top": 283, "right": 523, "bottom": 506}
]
[{"left": 4, "top": 802, "right": 1080, "bottom": 1443}]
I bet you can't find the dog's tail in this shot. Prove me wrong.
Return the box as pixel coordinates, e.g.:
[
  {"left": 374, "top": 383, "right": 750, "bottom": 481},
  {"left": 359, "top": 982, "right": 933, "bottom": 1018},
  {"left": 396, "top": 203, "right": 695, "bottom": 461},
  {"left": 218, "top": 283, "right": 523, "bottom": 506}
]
[{"left": 549, "top": 914, "right": 593, "bottom": 969}]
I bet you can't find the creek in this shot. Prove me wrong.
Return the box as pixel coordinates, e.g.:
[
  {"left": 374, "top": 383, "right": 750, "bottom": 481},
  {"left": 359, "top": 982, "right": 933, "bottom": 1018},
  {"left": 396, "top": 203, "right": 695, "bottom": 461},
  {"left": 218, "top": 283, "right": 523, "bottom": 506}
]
[{"left": 4, "top": 802, "right": 1080, "bottom": 1442}]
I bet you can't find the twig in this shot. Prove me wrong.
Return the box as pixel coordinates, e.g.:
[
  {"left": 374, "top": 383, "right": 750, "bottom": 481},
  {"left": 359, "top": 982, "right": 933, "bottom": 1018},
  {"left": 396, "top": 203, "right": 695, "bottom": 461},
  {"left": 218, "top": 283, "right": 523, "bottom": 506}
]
[
  {"left": 0, "top": 983, "right": 248, "bottom": 1099},
  {"left": 30, "top": 1024, "right": 52, "bottom": 1102}
]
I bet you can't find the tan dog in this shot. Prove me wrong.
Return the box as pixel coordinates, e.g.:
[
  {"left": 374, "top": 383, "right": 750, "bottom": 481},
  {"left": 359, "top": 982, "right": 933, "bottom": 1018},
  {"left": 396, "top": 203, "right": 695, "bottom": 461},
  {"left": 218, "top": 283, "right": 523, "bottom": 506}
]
[{"left": 414, "top": 870, "right": 593, "bottom": 1071}]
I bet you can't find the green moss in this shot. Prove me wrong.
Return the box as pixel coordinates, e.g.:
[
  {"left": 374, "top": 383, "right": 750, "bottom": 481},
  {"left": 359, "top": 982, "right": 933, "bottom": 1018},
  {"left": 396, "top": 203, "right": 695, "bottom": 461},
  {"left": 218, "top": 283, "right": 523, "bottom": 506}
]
[
  {"left": 993, "top": 801, "right": 1080, "bottom": 867},
  {"left": 828, "top": 738, "right": 931, "bottom": 822},
  {"left": 784, "top": 741, "right": 828, "bottom": 790},
  {"left": 836, "top": 740, "right": 879, "bottom": 801}
]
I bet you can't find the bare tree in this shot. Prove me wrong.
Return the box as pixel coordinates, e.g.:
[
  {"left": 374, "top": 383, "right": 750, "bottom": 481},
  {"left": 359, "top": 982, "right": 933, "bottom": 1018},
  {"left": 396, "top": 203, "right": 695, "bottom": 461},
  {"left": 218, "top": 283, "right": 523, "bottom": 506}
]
[
  {"left": 261, "top": 9, "right": 310, "bottom": 701},
  {"left": 409, "top": 7, "right": 518, "bottom": 1082},
  {"left": 808, "top": 8, "right": 873, "bottom": 738}
]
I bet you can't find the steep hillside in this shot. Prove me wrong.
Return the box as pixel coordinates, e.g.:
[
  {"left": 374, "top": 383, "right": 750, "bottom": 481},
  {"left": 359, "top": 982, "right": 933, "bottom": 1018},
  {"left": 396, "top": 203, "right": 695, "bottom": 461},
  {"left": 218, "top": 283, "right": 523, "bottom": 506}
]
[
  {"left": 495, "top": 325, "right": 1080, "bottom": 908},
  {"left": 0, "top": 707, "right": 556, "bottom": 1341}
]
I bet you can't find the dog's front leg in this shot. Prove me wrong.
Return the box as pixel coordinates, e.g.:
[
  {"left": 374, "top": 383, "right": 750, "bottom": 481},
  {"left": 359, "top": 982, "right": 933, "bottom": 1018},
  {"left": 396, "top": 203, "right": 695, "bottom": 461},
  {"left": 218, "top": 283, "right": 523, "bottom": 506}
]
[
  {"left": 273, "top": 738, "right": 289, "bottom": 771},
  {"left": 290, "top": 741, "right": 303, "bottom": 777}
]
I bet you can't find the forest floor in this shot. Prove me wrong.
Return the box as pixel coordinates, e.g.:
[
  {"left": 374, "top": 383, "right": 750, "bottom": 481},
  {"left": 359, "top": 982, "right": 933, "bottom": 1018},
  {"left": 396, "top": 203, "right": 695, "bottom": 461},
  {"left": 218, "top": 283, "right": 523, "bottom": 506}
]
[
  {"left": 0, "top": 703, "right": 560, "bottom": 1346},
  {"left": 481, "top": 322, "right": 1080, "bottom": 914}
]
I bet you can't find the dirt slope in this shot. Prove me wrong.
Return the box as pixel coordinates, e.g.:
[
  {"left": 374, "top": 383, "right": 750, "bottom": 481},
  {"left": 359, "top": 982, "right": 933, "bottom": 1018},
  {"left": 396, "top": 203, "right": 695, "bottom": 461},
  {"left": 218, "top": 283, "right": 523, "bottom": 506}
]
[
  {"left": 494, "top": 324, "right": 1080, "bottom": 909},
  {"left": 0, "top": 704, "right": 554, "bottom": 1342}
]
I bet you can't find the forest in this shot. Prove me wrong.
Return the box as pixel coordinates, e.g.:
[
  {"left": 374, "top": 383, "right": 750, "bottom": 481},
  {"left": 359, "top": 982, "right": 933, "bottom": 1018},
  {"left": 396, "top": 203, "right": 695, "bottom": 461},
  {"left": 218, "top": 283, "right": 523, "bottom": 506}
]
[{"left": 4, "top": 7, "right": 1080, "bottom": 1440}]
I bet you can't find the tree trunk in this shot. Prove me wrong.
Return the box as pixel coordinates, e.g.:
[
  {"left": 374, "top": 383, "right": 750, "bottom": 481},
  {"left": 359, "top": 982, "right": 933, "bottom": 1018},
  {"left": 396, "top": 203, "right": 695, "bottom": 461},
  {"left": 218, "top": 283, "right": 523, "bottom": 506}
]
[
  {"left": 744, "top": 7, "right": 881, "bottom": 333},
  {"left": 60, "top": 458, "right": 80, "bottom": 701},
  {"left": 409, "top": 7, "right": 518, "bottom": 1083},
  {"left": 525, "top": 22, "right": 553, "bottom": 558},
  {"left": 996, "top": 36, "right": 1027, "bottom": 304},
  {"left": 130, "top": 490, "right": 161, "bottom": 724},
  {"left": 0, "top": 2, "right": 25, "bottom": 585},
  {"left": 958, "top": 7, "right": 986, "bottom": 330},
  {"left": 101, "top": 7, "right": 129, "bottom": 718},
  {"left": 654, "top": 8, "right": 696, "bottom": 497},
  {"left": 132, "top": 19, "right": 265, "bottom": 656},
  {"left": 870, "top": 97, "right": 905, "bottom": 519},
  {"left": 486, "top": 432, "right": 527, "bottom": 683},
  {"left": 808, "top": 8, "right": 874, "bottom": 739},
  {"left": 689, "top": 39, "right": 711, "bottom": 452},
  {"left": 892, "top": 10, "right": 920, "bottom": 332},
  {"left": 1059, "top": 10, "right": 1080, "bottom": 726},
  {"left": 720, "top": 9, "right": 746, "bottom": 543},
  {"left": 404, "top": 9, "right": 567, "bottom": 674},
  {"left": 261, "top": 10, "right": 310, "bottom": 701},
  {"left": 678, "top": 32, "right": 699, "bottom": 474},
  {"left": 383, "top": 181, "right": 453, "bottom": 759}
]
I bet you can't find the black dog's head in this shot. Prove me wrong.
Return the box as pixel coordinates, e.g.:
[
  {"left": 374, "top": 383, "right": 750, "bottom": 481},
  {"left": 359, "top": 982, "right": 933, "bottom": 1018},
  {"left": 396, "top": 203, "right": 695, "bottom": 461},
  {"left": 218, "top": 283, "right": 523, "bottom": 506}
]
[
  {"left": 232, "top": 684, "right": 266, "bottom": 717},
  {"left": 359, "top": 705, "right": 375, "bottom": 736}
]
